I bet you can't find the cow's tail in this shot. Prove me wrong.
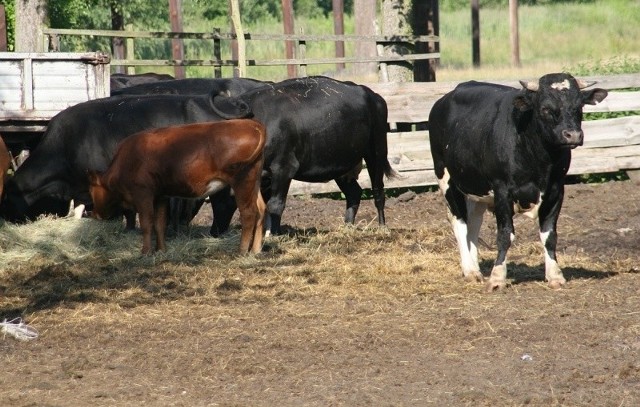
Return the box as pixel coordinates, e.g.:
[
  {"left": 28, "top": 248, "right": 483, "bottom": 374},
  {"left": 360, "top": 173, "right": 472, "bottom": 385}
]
[
  {"left": 368, "top": 89, "right": 400, "bottom": 181},
  {"left": 209, "top": 93, "right": 253, "bottom": 120},
  {"left": 248, "top": 120, "right": 267, "bottom": 165}
]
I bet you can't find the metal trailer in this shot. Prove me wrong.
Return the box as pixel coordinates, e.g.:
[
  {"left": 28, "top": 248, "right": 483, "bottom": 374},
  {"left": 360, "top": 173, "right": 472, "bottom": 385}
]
[{"left": 0, "top": 51, "right": 110, "bottom": 165}]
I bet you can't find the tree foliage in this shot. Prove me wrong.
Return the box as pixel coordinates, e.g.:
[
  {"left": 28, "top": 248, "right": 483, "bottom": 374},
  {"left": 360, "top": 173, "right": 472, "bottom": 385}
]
[
  {"left": 440, "top": 0, "right": 595, "bottom": 12},
  {"left": 0, "top": 0, "right": 14, "bottom": 50}
]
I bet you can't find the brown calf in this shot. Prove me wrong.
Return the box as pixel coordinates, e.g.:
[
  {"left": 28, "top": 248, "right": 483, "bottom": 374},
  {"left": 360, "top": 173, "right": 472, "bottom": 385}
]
[
  {"left": 0, "top": 136, "right": 10, "bottom": 199},
  {"left": 88, "top": 119, "right": 266, "bottom": 255}
]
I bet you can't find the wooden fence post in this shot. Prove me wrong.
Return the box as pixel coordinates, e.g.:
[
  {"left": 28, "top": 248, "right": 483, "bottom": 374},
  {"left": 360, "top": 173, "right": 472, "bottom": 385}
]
[
  {"left": 126, "top": 24, "right": 135, "bottom": 74},
  {"left": 282, "top": 0, "right": 297, "bottom": 78},
  {"left": 169, "top": 0, "right": 186, "bottom": 79},
  {"left": 298, "top": 28, "right": 307, "bottom": 77},
  {"left": 213, "top": 28, "right": 222, "bottom": 78},
  {"left": 333, "top": 0, "right": 345, "bottom": 72},
  {"left": 229, "top": 0, "right": 246, "bottom": 77}
]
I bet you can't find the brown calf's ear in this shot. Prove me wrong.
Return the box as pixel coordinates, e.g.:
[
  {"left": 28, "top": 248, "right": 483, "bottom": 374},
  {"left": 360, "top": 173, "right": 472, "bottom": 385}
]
[{"left": 87, "top": 170, "right": 103, "bottom": 186}]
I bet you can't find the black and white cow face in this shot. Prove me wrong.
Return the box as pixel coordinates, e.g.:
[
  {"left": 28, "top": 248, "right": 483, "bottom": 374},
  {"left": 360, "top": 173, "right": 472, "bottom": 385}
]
[{"left": 517, "top": 73, "right": 608, "bottom": 148}]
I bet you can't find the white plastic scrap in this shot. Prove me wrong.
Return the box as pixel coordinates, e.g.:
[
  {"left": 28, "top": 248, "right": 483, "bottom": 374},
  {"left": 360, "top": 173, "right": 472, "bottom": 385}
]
[
  {"left": 520, "top": 354, "right": 533, "bottom": 361},
  {"left": 1, "top": 318, "right": 39, "bottom": 341}
]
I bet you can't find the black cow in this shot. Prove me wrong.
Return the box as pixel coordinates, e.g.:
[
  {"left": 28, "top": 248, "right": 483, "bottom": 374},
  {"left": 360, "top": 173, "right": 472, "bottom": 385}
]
[
  {"left": 110, "top": 72, "right": 175, "bottom": 91},
  {"left": 111, "top": 77, "right": 269, "bottom": 97},
  {"left": 0, "top": 91, "right": 254, "bottom": 223},
  {"left": 428, "top": 73, "right": 607, "bottom": 291},
  {"left": 208, "top": 76, "right": 396, "bottom": 236}
]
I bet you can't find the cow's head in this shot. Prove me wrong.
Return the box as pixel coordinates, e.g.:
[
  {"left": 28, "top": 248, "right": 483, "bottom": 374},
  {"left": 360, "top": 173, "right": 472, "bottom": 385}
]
[
  {"left": 87, "top": 170, "right": 122, "bottom": 221},
  {"left": 514, "top": 73, "right": 608, "bottom": 148},
  {"left": 0, "top": 178, "right": 70, "bottom": 222}
]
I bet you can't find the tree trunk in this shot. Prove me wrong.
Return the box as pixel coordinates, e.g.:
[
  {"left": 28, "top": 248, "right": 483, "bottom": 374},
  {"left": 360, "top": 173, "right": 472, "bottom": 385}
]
[
  {"left": 354, "top": 0, "right": 377, "bottom": 78},
  {"left": 15, "top": 0, "right": 47, "bottom": 52},
  {"left": 111, "top": 3, "right": 125, "bottom": 74},
  {"left": 381, "top": 0, "right": 413, "bottom": 83},
  {"left": 411, "top": 0, "right": 438, "bottom": 82}
]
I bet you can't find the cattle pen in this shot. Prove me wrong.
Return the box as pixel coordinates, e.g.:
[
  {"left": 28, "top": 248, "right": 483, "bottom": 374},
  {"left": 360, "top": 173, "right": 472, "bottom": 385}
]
[
  {"left": 0, "top": 27, "right": 633, "bottom": 196},
  {"left": 39, "top": 27, "right": 640, "bottom": 196}
]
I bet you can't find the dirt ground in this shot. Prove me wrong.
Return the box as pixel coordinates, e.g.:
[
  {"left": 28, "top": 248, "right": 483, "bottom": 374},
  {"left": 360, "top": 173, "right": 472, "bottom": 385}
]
[{"left": 1, "top": 179, "right": 639, "bottom": 406}]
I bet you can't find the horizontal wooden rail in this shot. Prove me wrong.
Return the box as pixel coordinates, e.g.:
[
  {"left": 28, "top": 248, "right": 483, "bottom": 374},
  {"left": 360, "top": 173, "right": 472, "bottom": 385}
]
[
  {"left": 109, "top": 52, "right": 440, "bottom": 68},
  {"left": 42, "top": 28, "right": 438, "bottom": 44}
]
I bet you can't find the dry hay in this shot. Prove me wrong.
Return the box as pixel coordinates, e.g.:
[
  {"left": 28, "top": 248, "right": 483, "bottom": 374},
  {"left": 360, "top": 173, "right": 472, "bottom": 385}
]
[{"left": 0, "top": 207, "right": 632, "bottom": 318}]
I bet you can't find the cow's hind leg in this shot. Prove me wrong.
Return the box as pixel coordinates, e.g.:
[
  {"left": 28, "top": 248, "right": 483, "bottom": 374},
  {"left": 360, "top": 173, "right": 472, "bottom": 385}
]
[
  {"left": 364, "top": 159, "right": 386, "bottom": 227},
  {"left": 486, "top": 188, "right": 515, "bottom": 292},
  {"left": 335, "top": 173, "right": 362, "bottom": 225},
  {"left": 233, "top": 169, "right": 265, "bottom": 254},
  {"left": 466, "top": 199, "right": 487, "bottom": 276},
  {"left": 439, "top": 170, "right": 483, "bottom": 282},
  {"left": 538, "top": 189, "right": 566, "bottom": 289}
]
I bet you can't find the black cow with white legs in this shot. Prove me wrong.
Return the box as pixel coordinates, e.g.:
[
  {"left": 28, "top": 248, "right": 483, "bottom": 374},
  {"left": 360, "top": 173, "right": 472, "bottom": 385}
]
[{"left": 429, "top": 73, "right": 607, "bottom": 291}]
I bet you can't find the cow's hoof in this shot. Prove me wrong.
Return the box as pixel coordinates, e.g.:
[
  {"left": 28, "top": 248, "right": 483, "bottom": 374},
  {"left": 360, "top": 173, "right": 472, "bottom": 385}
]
[
  {"left": 485, "top": 279, "right": 507, "bottom": 293},
  {"left": 463, "top": 271, "right": 483, "bottom": 283},
  {"left": 547, "top": 278, "right": 566, "bottom": 289}
]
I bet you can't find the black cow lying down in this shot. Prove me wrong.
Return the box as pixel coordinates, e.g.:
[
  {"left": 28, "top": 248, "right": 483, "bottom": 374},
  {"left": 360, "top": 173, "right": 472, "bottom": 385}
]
[
  {"left": 429, "top": 72, "right": 607, "bottom": 291},
  {"left": 208, "top": 76, "right": 397, "bottom": 236},
  {"left": 0, "top": 81, "right": 264, "bottom": 223}
]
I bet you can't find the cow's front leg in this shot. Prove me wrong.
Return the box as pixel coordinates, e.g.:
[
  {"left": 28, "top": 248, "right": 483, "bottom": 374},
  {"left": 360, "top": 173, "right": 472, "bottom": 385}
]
[
  {"left": 538, "top": 189, "right": 566, "bottom": 289},
  {"left": 136, "top": 198, "right": 155, "bottom": 255},
  {"left": 153, "top": 197, "right": 169, "bottom": 252},
  {"left": 486, "top": 190, "right": 514, "bottom": 292},
  {"left": 209, "top": 187, "right": 236, "bottom": 237}
]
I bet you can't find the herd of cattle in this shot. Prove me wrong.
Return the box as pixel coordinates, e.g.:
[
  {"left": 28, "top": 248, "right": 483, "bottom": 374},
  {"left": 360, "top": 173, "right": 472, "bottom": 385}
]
[{"left": 0, "top": 72, "right": 607, "bottom": 291}]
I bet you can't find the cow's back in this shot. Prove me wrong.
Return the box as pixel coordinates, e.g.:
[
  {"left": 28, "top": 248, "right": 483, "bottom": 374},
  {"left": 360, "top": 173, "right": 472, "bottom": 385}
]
[
  {"left": 429, "top": 81, "right": 520, "bottom": 180},
  {"left": 111, "top": 77, "right": 268, "bottom": 97},
  {"left": 105, "top": 120, "right": 266, "bottom": 197},
  {"left": 242, "top": 76, "right": 374, "bottom": 182}
]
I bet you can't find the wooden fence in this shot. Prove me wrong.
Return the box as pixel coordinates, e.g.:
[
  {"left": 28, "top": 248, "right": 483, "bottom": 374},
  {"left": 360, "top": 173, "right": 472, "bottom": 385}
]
[
  {"left": 38, "top": 28, "right": 640, "bottom": 194},
  {"left": 42, "top": 28, "right": 438, "bottom": 78},
  {"left": 289, "top": 73, "right": 640, "bottom": 195}
]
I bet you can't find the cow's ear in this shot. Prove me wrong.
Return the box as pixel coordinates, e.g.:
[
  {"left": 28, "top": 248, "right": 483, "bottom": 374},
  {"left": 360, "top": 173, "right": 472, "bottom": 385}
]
[
  {"left": 582, "top": 88, "right": 608, "bottom": 106},
  {"left": 513, "top": 94, "right": 532, "bottom": 112}
]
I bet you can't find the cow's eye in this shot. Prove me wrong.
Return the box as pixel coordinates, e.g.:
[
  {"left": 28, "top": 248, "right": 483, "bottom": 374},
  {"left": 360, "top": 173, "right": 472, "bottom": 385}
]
[{"left": 541, "top": 107, "right": 555, "bottom": 120}]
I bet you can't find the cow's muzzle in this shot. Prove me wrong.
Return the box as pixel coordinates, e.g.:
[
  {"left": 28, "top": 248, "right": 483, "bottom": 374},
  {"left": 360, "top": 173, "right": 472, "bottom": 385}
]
[{"left": 561, "top": 129, "right": 584, "bottom": 148}]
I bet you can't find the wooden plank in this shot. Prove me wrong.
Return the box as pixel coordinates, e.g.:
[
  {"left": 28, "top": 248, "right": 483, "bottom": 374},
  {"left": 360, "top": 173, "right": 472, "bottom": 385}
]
[
  {"left": 583, "top": 91, "right": 640, "bottom": 113},
  {"left": 42, "top": 28, "right": 439, "bottom": 43},
  {"left": 368, "top": 78, "right": 640, "bottom": 123},
  {"left": 582, "top": 116, "right": 640, "bottom": 147}
]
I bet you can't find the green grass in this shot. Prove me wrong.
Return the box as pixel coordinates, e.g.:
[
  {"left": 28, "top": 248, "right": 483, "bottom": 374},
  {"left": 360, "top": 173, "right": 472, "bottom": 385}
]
[
  {"left": 439, "top": 0, "right": 640, "bottom": 72},
  {"left": 54, "top": 0, "right": 640, "bottom": 80}
]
